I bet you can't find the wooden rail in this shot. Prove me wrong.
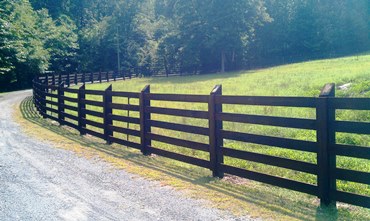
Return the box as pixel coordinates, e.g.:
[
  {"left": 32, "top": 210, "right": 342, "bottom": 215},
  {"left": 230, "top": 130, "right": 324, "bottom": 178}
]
[{"left": 32, "top": 76, "right": 370, "bottom": 209}]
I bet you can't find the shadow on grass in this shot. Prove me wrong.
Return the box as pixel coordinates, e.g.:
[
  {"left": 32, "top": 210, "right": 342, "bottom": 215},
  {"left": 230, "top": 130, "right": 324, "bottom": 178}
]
[{"left": 20, "top": 96, "right": 368, "bottom": 221}]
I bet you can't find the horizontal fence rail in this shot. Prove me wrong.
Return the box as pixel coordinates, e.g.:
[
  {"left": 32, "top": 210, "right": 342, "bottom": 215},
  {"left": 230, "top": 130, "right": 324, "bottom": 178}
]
[{"left": 32, "top": 76, "right": 370, "bottom": 210}]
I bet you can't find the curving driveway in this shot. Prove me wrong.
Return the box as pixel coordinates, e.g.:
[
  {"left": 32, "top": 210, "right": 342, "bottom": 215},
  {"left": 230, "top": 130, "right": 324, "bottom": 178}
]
[{"left": 0, "top": 90, "right": 253, "bottom": 221}]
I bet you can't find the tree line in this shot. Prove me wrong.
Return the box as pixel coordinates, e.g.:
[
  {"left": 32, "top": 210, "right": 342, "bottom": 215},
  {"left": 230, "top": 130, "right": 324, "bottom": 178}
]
[{"left": 0, "top": 0, "right": 369, "bottom": 91}]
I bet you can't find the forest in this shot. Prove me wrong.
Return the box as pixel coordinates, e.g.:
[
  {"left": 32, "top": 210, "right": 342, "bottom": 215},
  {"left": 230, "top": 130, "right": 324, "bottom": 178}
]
[{"left": 0, "top": 0, "right": 369, "bottom": 91}]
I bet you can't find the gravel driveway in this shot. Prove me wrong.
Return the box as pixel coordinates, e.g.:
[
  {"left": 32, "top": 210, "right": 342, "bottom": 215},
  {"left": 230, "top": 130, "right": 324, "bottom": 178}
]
[{"left": 0, "top": 90, "right": 253, "bottom": 221}]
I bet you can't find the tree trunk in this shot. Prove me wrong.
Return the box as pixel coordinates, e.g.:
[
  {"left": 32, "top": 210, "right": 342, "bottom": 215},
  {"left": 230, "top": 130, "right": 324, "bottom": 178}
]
[{"left": 163, "top": 55, "right": 169, "bottom": 77}]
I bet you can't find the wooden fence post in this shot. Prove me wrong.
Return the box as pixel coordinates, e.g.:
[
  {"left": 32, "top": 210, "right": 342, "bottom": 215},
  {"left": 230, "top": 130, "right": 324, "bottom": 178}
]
[
  {"left": 45, "top": 74, "right": 49, "bottom": 86},
  {"left": 41, "top": 80, "right": 47, "bottom": 118},
  {"left": 67, "top": 73, "right": 70, "bottom": 87},
  {"left": 99, "top": 71, "right": 102, "bottom": 83},
  {"left": 37, "top": 84, "right": 42, "bottom": 115},
  {"left": 78, "top": 84, "right": 86, "bottom": 135},
  {"left": 52, "top": 73, "right": 55, "bottom": 86},
  {"left": 317, "top": 83, "right": 336, "bottom": 207},
  {"left": 113, "top": 71, "right": 117, "bottom": 81},
  {"left": 33, "top": 80, "right": 40, "bottom": 114},
  {"left": 58, "top": 73, "right": 62, "bottom": 85},
  {"left": 58, "top": 82, "right": 65, "bottom": 125},
  {"left": 32, "top": 80, "right": 35, "bottom": 108},
  {"left": 140, "top": 85, "right": 151, "bottom": 155},
  {"left": 91, "top": 72, "right": 94, "bottom": 83},
  {"left": 82, "top": 72, "right": 86, "bottom": 84},
  {"left": 33, "top": 81, "right": 36, "bottom": 110},
  {"left": 34, "top": 82, "right": 38, "bottom": 113},
  {"left": 35, "top": 76, "right": 42, "bottom": 116},
  {"left": 104, "top": 85, "right": 113, "bottom": 144},
  {"left": 106, "top": 71, "right": 109, "bottom": 82},
  {"left": 74, "top": 73, "right": 78, "bottom": 85},
  {"left": 209, "top": 85, "right": 224, "bottom": 178}
]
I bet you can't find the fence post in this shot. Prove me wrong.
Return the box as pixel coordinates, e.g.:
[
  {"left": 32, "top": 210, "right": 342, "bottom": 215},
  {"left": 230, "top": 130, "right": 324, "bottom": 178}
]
[
  {"left": 140, "top": 85, "right": 151, "bottom": 155},
  {"left": 99, "top": 71, "right": 102, "bottom": 83},
  {"left": 67, "top": 73, "right": 70, "bottom": 87},
  {"left": 34, "top": 81, "right": 38, "bottom": 113},
  {"left": 52, "top": 73, "right": 55, "bottom": 86},
  {"left": 33, "top": 80, "right": 40, "bottom": 114},
  {"left": 33, "top": 81, "right": 36, "bottom": 110},
  {"left": 104, "top": 85, "right": 113, "bottom": 144},
  {"left": 106, "top": 71, "right": 109, "bottom": 82},
  {"left": 32, "top": 80, "right": 35, "bottom": 108},
  {"left": 58, "top": 73, "right": 62, "bottom": 85},
  {"left": 41, "top": 80, "right": 47, "bottom": 118},
  {"left": 45, "top": 74, "right": 49, "bottom": 86},
  {"left": 74, "top": 73, "right": 78, "bottom": 85},
  {"left": 82, "top": 72, "right": 86, "bottom": 84},
  {"left": 113, "top": 71, "right": 117, "bottom": 81},
  {"left": 209, "top": 85, "right": 224, "bottom": 178},
  {"left": 317, "top": 83, "right": 336, "bottom": 207},
  {"left": 38, "top": 82, "right": 43, "bottom": 115},
  {"left": 58, "top": 82, "right": 65, "bottom": 125},
  {"left": 78, "top": 84, "right": 86, "bottom": 135}
]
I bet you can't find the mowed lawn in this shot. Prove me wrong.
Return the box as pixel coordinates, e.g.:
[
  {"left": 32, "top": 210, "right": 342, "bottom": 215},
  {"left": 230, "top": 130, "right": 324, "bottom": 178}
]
[{"left": 56, "top": 54, "right": 370, "bottom": 197}]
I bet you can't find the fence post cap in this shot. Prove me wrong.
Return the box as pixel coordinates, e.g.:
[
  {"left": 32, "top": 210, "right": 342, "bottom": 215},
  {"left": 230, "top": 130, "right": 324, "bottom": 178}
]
[
  {"left": 105, "top": 84, "right": 112, "bottom": 91},
  {"left": 211, "top": 85, "right": 222, "bottom": 94},
  {"left": 320, "top": 83, "right": 335, "bottom": 97},
  {"left": 141, "top": 85, "right": 150, "bottom": 93}
]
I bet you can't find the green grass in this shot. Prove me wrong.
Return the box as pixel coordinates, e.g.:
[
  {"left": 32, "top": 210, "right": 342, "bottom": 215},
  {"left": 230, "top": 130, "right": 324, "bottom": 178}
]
[{"left": 45, "top": 54, "right": 370, "bottom": 198}]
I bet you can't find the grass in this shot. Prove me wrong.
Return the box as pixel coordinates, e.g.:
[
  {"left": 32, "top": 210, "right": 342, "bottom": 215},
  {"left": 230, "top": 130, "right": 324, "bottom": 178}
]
[
  {"left": 90, "top": 54, "right": 370, "bottom": 96},
  {"left": 16, "top": 96, "right": 370, "bottom": 220},
  {"left": 39, "top": 54, "right": 370, "bottom": 215}
]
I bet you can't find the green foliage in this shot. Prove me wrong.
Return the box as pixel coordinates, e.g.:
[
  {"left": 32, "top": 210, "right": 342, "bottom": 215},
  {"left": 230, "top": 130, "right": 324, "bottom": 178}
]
[
  {"left": 46, "top": 14, "right": 79, "bottom": 73},
  {"left": 6, "top": 1, "right": 49, "bottom": 70},
  {"left": 1, "top": 0, "right": 369, "bottom": 91},
  {"left": 250, "top": 0, "right": 370, "bottom": 66},
  {"left": 0, "top": 0, "right": 78, "bottom": 91}
]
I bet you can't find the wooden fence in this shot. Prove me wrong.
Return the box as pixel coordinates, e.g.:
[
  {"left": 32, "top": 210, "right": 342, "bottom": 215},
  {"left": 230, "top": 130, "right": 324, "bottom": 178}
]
[
  {"left": 33, "top": 74, "right": 370, "bottom": 209},
  {"left": 37, "top": 71, "right": 133, "bottom": 88}
]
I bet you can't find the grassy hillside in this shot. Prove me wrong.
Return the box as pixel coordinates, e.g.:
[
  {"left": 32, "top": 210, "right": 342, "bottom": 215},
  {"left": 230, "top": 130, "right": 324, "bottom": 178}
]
[
  {"left": 91, "top": 54, "right": 370, "bottom": 96},
  {"left": 60, "top": 54, "right": 370, "bottom": 197}
]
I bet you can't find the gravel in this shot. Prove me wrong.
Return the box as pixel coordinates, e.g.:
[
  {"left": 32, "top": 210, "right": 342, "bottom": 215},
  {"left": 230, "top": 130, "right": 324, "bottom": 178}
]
[{"left": 0, "top": 90, "right": 255, "bottom": 221}]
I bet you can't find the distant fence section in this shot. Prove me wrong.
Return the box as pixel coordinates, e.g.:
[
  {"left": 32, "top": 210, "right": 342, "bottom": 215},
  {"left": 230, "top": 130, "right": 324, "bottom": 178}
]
[
  {"left": 37, "top": 71, "right": 135, "bottom": 88},
  {"left": 33, "top": 74, "right": 370, "bottom": 209}
]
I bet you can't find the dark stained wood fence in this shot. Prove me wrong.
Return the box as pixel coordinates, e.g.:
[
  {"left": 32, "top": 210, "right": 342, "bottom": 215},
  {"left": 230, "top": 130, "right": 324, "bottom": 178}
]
[
  {"left": 38, "top": 71, "right": 129, "bottom": 87},
  {"left": 32, "top": 74, "right": 370, "bottom": 209}
]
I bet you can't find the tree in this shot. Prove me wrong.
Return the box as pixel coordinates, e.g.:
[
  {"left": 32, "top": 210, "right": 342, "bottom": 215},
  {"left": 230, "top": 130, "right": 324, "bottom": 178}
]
[
  {"left": 0, "top": 0, "right": 79, "bottom": 91},
  {"left": 46, "top": 14, "right": 79, "bottom": 73},
  {"left": 2, "top": 0, "right": 370, "bottom": 92}
]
